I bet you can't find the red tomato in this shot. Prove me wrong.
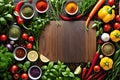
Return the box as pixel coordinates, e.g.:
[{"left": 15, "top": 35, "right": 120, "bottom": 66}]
[
  {"left": 10, "top": 65, "right": 19, "bottom": 74},
  {"left": 21, "top": 73, "right": 28, "bottom": 80},
  {"left": 22, "top": 33, "right": 28, "bottom": 40},
  {"left": 13, "top": 73, "right": 20, "bottom": 80},
  {"left": 103, "top": 24, "right": 111, "bottom": 32},
  {"left": 114, "top": 22, "right": 120, "bottom": 30},
  {"left": 108, "top": 0, "right": 115, "bottom": 6},
  {"left": 26, "top": 43, "right": 33, "bottom": 49},
  {"left": 28, "top": 36, "right": 35, "bottom": 42},
  {"left": 116, "top": 15, "right": 120, "bottom": 22},
  {"left": 0, "top": 34, "right": 7, "bottom": 41},
  {"left": 94, "top": 65, "right": 101, "bottom": 72}
]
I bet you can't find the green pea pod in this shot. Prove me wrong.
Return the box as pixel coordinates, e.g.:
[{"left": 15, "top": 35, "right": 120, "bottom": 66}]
[{"left": 113, "top": 49, "right": 120, "bottom": 61}]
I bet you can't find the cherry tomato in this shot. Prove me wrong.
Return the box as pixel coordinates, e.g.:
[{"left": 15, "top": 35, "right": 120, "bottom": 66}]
[
  {"left": 103, "top": 24, "right": 111, "bottom": 32},
  {"left": 108, "top": 0, "right": 115, "bottom": 6},
  {"left": 0, "top": 34, "right": 7, "bottom": 41},
  {"left": 26, "top": 43, "right": 33, "bottom": 49},
  {"left": 21, "top": 73, "right": 28, "bottom": 80},
  {"left": 13, "top": 73, "right": 20, "bottom": 80},
  {"left": 114, "top": 22, "right": 120, "bottom": 30},
  {"left": 22, "top": 33, "right": 28, "bottom": 40},
  {"left": 28, "top": 36, "right": 35, "bottom": 42},
  {"left": 94, "top": 65, "right": 101, "bottom": 72},
  {"left": 10, "top": 65, "right": 19, "bottom": 74},
  {"left": 115, "top": 15, "right": 120, "bottom": 22}
]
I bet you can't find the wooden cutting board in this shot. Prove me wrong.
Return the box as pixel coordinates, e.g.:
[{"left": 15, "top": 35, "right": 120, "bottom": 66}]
[{"left": 39, "top": 21, "right": 96, "bottom": 63}]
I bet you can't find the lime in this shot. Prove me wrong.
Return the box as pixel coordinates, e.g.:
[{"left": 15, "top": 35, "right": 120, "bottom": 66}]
[
  {"left": 40, "top": 54, "right": 49, "bottom": 63},
  {"left": 74, "top": 65, "right": 82, "bottom": 75}
]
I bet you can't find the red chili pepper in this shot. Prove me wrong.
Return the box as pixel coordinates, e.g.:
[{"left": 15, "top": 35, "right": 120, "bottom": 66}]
[
  {"left": 59, "top": 13, "right": 71, "bottom": 21},
  {"left": 87, "top": 75, "right": 94, "bottom": 80},
  {"left": 85, "top": 45, "right": 101, "bottom": 79},
  {"left": 82, "top": 68, "right": 87, "bottom": 80},
  {"left": 97, "top": 72, "right": 107, "bottom": 80},
  {"left": 14, "top": 1, "right": 24, "bottom": 24},
  {"left": 14, "top": 1, "right": 28, "bottom": 29},
  {"left": 93, "top": 71, "right": 104, "bottom": 79},
  {"left": 73, "top": 14, "right": 82, "bottom": 20}
]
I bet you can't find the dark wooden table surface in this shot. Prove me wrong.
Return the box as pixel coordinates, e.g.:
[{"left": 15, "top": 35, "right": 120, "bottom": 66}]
[{"left": 39, "top": 21, "right": 96, "bottom": 63}]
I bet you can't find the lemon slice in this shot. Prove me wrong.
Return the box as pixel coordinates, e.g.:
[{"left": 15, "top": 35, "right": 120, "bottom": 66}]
[
  {"left": 74, "top": 65, "right": 82, "bottom": 75},
  {"left": 27, "top": 50, "right": 38, "bottom": 62},
  {"left": 40, "top": 54, "right": 49, "bottom": 63}
]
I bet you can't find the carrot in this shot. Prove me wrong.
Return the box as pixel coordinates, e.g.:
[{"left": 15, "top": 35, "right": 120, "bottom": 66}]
[
  {"left": 85, "top": 0, "right": 105, "bottom": 30},
  {"left": 98, "top": 72, "right": 107, "bottom": 80},
  {"left": 85, "top": 45, "right": 101, "bottom": 79}
]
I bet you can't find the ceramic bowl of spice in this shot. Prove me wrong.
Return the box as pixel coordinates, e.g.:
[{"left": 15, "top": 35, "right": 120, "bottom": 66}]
[
  {"left": 65, "top": 1, "right": 78, "bottom": 15},
  {"left": 20, "top": 3, "right": 35, "bottom": 19},
  {"left": 101, "top": 42, "right": 115, "bottom": 56},
  {"left": 28, "top": 65, "right": 42, "bottom": 80},
  {"left": 35, "top": 0, "right": 49, "bottom": 13},
  {"left": 13, "top": 47, "right": 27, "bottom": 61}
]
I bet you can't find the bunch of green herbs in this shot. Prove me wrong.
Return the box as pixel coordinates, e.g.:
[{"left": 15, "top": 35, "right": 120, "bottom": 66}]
[
  {"left": 27, "top": 14, "right": 50, "bottom": 51},
  {"left": 48, "top": 0, "right": 66, "bottom": 26},
  {"left": 41, "top": 61, "right": 80, "bottom": 80},
  {"left": 78, "top": 0, "right": 97, "bottom": 16},
  {"left": 0, "top": 0, "right": 14, "bottom": 33},
  {"left": 0, "top": 45, "right": 15, "bottom": 80}
]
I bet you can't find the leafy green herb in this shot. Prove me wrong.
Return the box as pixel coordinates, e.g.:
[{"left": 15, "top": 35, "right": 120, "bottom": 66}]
[
  {"left": 0, "top": 0, "right": 14, "bottom": 33},
  {"left": 27, "top": 14, "right": 50, "bottom": 51},
  {"left": 17, "top": 61, "right": 31, "bottom": 72},
  {"left": 0, "top": 45, "right": 15, "bottom": 79},
  {"left": 41, "top": 61, "right": 81, "bottom": 80},
  {"left": 78, "top": 0, "right": 97, "bottom": 16}
]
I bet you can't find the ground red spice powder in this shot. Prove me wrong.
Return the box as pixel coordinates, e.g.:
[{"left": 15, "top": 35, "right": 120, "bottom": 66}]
[
  {"left": 36, "top": 0, "right": 47, "bottom": 11},
  {"left": 15, "top": 48, "right": 25, "bottom": 58}
]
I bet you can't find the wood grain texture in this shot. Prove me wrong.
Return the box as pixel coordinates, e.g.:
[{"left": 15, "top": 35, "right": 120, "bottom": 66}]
[{"left": 39, "top": 21, "right": 96, "bottom": 63}]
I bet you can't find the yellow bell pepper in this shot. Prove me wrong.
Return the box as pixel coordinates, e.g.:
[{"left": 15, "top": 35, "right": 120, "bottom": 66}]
[
  {"left": 110, "top": 30, "right": 120, "bottom": 42},
  {"left": 100, "top": 57, "right": 113, "bottom": 71},
  {"left": 98, "top": 5, "right": 115, "bottom": 23}
]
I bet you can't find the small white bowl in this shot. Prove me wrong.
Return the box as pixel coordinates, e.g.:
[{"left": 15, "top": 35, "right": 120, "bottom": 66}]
[
  {"left": 35, "top": 0, "right": 49, "bottom": 13},
  {"left": 20, "top": 3, "right": 35, "bottom": 19},
  {"left": 28, "top": 65, "right": 42, "bottom": 80},
  {"left": 65, "top": 1, "right": 78, "bottom": 15},
  {"left": 13, "top": 47, "right": 27, "bottom": 61}
]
